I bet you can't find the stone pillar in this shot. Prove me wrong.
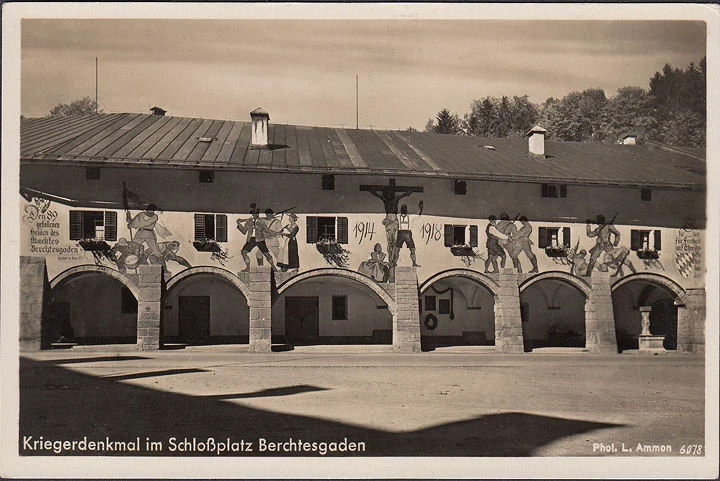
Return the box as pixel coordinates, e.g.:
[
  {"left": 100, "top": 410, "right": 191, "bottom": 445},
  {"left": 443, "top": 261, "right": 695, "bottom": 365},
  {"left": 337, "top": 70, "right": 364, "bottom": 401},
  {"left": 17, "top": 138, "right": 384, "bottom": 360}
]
[
  {"left": 20, "top": 256, "right": 50, "bottom": 351},
  {"left": 137, "top": 265, "right": 163, "bottom": 351},
  {"left": 677, "top": 288, "right": 705, "bottom": 353},
  {"left": 494, "top": 268, "right": 524, "bottom": 353},
  {"left": 585, "top": 270, "right": 617, "bottom": 353},
  {"left": 393, "top": 266, "right": 421, "bottom": 352},
  {"left": 248, "top": 266, "right": 273, "bottom": 353}
]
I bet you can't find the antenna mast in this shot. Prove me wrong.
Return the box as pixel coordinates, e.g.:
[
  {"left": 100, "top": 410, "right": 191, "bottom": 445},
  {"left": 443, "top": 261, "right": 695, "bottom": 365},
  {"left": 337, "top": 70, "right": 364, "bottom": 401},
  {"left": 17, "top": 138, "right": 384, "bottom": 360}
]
[
  {"left": 356, "top": 75, "right": 359, "bottom": 130},
  {"left": 95, "top": 57, "right": 98, "bottom": 114}
]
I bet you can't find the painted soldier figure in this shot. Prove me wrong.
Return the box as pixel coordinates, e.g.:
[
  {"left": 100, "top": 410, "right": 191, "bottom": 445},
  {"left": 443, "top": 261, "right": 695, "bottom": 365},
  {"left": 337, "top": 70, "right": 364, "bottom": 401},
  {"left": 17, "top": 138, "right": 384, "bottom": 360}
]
[
  {"left": 506, "top": 216, "right": 539, "bottom": 274},
  {"left": 484, "top": 215, "right": 509, "bottom": 273},
  {"left": 585, "top": 214, "right": 620, "bottom": 276},
  {"left": 126, "top": 203, "right": 166, "bottom": 270}
]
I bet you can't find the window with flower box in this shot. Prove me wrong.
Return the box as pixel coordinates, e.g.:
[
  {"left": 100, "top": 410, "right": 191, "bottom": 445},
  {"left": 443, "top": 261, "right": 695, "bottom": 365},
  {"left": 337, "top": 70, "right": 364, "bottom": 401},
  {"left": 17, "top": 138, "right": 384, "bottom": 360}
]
[
  {"left": 631, "top": 229, "right": 661, "bottom": 259},
  {"left": 444, "top": 224, "right": 478, "bottom": 256},
  {"left": 538, "top": 226, "right": 571, "bottom": 257},
  {"left": 69, "top": 211, "right": 117, "bottom": 241},
  {"left": 306, "top": 216, "right": 349, "bottom": 244}
]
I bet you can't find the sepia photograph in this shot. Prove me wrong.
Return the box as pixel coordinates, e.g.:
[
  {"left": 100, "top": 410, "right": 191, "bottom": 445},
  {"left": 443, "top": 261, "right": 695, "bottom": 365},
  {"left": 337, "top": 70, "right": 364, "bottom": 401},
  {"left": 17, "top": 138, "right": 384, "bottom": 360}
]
[{"left": 1, "top": 3, "right": 718, "bottom": 479}]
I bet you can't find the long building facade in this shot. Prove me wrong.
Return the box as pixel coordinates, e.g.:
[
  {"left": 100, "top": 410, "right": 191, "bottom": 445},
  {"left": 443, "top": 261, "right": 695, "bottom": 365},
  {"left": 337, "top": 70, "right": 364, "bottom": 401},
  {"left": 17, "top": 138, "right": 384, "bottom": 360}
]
[{"left": 18, "top": 110, "right": 707, "bottom": 353}]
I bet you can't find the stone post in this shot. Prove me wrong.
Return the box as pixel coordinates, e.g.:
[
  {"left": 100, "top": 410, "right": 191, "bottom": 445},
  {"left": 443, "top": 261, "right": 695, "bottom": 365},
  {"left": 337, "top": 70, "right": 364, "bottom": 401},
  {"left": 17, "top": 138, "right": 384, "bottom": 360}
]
[
  {"left": 392, "top": 266, "right": 421, "bottom": 352},
  {"left": 20, "top": 256, "right": 50, "bottom": 351},
  {"left": 639, "top": 306, "right": 652, "bottom": 336},
  {"left": 585, "top": 270, "right": 617, "bottom": 353},
  {"left": 677, "top": 288, "right": 705, "bottom": 353},
  {"left": 494, "top": 268, "right": 524, "bottom": 353},
  {"left": 638, "top": 306, "right": 665, "bottom": 352},
  {"left": 248, "top": 266, "right": 273, "bottom": 353},
  {"left": 137, "top": 264, "right": 163, "bottom": 351}
]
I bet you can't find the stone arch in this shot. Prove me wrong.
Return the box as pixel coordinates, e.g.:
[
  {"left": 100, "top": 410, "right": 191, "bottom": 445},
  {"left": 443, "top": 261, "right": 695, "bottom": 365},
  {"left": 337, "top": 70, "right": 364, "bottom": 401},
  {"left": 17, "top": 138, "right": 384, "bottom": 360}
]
[
  {"left": 419, "top": 269, "right": 499, "bottom": 297},
  {"left": 50, "top": 264, "right": 140, "bottom": 300},
  {"left": 519, "top": 271, "right": 591, "bottom": 298},
  {"left": 611, "top": 273, "right": 686, "bottom": 301},
  {"left": 276, "top": 268, "right": 395, "bottom": 315},
  {"left": 166, "top": 266, "right": 251, "bottom": 300}
]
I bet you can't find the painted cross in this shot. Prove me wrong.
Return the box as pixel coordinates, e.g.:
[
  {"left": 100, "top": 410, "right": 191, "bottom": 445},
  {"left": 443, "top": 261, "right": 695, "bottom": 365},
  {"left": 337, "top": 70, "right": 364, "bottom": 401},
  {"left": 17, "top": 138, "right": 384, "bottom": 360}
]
[{"left": 359, "top": 179, "right": 424, "bottom": 215}]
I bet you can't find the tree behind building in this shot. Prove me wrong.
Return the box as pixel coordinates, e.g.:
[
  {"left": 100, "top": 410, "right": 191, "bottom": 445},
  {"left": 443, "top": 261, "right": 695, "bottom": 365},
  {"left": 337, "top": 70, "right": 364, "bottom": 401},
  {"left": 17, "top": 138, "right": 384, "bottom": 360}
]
[{"left": 48, "top": 97, "right": 102, "bottom": 118}]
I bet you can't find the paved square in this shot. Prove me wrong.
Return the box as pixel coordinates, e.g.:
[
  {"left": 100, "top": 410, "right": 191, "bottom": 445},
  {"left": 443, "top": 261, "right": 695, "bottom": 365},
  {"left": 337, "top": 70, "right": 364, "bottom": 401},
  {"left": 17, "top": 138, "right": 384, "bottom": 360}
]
[{"left": 19, "top": 347, "right": 704, "bottom": 457}]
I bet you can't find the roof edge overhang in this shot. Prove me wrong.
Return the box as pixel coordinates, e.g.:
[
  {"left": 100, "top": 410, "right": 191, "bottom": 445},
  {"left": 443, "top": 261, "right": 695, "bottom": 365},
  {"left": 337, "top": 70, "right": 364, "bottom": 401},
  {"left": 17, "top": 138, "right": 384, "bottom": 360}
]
[{"left": 20, "top": 157, "right": 706, "bottom": 192}]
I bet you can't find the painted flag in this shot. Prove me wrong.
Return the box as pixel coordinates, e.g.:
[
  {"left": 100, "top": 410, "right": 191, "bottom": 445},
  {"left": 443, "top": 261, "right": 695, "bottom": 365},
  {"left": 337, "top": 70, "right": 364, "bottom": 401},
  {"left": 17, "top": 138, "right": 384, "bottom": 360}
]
[{"left": 675, "top": 250, "right": 697, "bottom": 278}]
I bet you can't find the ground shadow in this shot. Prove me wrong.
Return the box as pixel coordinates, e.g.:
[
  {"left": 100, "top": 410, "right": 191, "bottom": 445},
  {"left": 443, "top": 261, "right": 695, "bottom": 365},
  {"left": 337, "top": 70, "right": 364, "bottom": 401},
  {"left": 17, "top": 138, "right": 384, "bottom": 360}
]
[
  {"left": 204, "top": 385, "right": 329, "bottom": 400},
  {"left": 105, "top": 368, "right": 209, "bottom": 381},
  {"left": 50, "top": 355, "right": 151, "bottom": 364},
  {"left": 20, "top": 357, "right": 621, "bottom": 457}
]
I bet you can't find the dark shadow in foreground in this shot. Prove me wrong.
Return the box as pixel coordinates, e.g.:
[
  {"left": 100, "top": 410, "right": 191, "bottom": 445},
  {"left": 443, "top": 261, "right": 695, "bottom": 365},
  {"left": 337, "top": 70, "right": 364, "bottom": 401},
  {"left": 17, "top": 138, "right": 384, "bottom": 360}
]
[{"left": 20, "top": 357, "right": 621, "bottom": 456}]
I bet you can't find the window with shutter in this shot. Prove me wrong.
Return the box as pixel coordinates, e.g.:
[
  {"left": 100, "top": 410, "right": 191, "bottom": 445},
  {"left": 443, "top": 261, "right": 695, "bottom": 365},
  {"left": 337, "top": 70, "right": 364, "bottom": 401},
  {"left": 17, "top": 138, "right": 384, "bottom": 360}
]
[
  {"left": 452, "top": 226, "right": 466, "bottom": 245},
  {"left": 541, "top": 184, "right": 549, "bottom": 198},
  {"left": 653, "top": 230, "right": 662, "bottom": 251},
  {"left": 104, "top": 211, "right": 117, "bottom": 241},
  {"left": 82, "top": 211, "right": 104, "bottom": 239},
  {"left": 306, "top": 217, "right": 319, "bottom": 243},
  {"left": 337, "top": 217, "right": 349, "bottom": 244},
  {"left": 216, "top": 215, "right": 228, "bottom": 242},
  {"left": 469, "top": 225, "right": 478, "bottom": 248},
  {"left": 204, "top": 215, "right": 216, "bottom": 240},
  {"left": 562, "top": 227, "right": 571, "bottom": 247},
  {"left": 538, "top": 227, "right": 548, "bottom": 248},
  {"left": 194, "top": 214, "right": 206, "bottom": 240},
  {"left": 317, "top": 217, "right": 336, "bottom": 240},
  {"left": 630, "top": 230, "right": 641, "bottom": 251},
  {"left": 69, "top": 211, "right": 83, "bottom": 240},
  {"left": 560, "top": 185, "right": 567, "bottom": 198},
  {"left": 443, "top": 224, "right": 454, "bottom": 247}
]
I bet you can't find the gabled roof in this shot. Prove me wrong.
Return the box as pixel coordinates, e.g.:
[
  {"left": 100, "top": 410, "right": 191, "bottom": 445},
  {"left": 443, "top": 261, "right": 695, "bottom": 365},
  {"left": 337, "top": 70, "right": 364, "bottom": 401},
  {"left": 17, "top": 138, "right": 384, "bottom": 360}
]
[{"left": 20, "top": 113, "right": 705, "bottom": 189}]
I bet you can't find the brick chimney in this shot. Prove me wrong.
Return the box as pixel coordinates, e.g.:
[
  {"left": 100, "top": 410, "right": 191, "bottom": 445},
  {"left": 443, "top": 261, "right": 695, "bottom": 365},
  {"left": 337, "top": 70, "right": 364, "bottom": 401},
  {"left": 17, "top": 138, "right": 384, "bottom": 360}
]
[
  {"left": 526, "top": 125, "right": 547, "bottom": 157},
  {"left": 250, "top": 107, "right": 269, "bottom": 148}
]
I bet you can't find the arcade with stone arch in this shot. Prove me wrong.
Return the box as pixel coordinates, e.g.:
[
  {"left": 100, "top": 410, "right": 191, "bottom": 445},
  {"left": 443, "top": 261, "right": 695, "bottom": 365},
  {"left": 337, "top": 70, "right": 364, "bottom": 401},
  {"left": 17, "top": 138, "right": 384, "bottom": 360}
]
[{"left": 20, "top": 257, "right": 705, "bottom": 354}]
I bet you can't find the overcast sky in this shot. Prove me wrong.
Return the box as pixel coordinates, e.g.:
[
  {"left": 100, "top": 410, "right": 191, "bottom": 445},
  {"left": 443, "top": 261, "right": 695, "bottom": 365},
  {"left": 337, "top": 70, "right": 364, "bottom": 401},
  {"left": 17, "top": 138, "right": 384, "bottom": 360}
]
[{"left": 21, "top": 19, "right": 706, "bottom": 130}]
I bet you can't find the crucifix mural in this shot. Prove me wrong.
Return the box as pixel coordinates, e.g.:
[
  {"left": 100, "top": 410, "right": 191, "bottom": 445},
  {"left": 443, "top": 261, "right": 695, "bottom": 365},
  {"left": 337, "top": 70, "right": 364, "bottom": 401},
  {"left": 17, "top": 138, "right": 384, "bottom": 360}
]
[{"left": 360, "top": 179, "right": 423, "bottom": 267}]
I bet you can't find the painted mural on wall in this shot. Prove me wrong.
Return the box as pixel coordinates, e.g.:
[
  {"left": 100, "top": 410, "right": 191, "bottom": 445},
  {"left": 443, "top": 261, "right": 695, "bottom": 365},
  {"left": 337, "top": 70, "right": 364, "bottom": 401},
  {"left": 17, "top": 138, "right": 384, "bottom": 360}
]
[
  {"left": 360, "top": 179, "right": 423, "bottom": 267},
  {"left": 236, "top": 204, "right": 302, "bottom": 271},
  {"left": 675, "top": 226, "right": 702, "bottom": 279},
  {"left": 357, "top": 243, "right": 391, "bottom": 282},
  {"left": 484, "top": 214, "right": 539, "bottom": 274},
  {"left": 22, "top": 197, "right": 82, "bottom": 261}
]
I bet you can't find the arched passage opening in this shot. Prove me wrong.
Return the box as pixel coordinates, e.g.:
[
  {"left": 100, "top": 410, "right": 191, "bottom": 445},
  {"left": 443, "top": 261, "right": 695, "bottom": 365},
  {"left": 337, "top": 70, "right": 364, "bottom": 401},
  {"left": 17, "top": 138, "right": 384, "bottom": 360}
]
[
  {"left": 519, "top": 277, "right": 587, "bottom": 351},
  {"left": 419, "top": 275, "right": 496, "bottom": 349},
  {"left": 274, "top": 273, "right": 393, "bottom": 345},
  {"left": 164, "top": 272, "right": 249, "bottom": 345},
  {"left": 49, "top": 271, "right": 138, "bottom": 345},
  {"left": 611, "top": 275, "right": 684, "bottom": 352}
]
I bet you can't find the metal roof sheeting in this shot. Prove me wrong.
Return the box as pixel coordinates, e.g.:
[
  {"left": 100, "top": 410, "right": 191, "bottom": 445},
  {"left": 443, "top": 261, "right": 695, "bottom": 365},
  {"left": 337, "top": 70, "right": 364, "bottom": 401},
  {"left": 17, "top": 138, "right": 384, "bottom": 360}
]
[{"left": 20, "top": 113, "right": 705, "bottom": 189}]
